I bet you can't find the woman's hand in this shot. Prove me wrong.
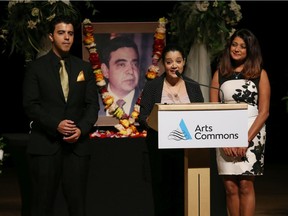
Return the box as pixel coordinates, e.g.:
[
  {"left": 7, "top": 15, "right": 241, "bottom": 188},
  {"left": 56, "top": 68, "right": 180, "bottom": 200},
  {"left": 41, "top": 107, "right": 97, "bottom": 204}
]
[{"left": 222, "top": 147, "right": 238, "bottom": 157}]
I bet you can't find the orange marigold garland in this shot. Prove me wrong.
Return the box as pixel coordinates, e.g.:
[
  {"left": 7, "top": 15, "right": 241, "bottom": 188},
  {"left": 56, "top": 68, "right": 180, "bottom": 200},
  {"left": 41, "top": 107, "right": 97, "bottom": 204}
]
[
  {"left": 82, "top": 18, "right": 167, "bottom": 138},
  {"left": 146, "top": 17, "right": 167, "bottom": 80}
]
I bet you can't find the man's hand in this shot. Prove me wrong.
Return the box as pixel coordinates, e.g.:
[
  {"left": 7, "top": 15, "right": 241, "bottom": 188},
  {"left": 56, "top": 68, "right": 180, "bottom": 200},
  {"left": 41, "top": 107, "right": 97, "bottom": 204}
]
[
  {"left": 63, "top": 127, "right": 81, "bottom": 143},
  {"left": 57, "top": 119, "right": 81, "bottom": 143}
]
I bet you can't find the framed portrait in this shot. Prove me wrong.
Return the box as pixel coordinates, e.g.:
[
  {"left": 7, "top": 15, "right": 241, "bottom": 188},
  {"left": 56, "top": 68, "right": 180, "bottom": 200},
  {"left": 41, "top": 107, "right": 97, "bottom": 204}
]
[{"left": 82, "top": 22, "right": 158, "bottom": 126}]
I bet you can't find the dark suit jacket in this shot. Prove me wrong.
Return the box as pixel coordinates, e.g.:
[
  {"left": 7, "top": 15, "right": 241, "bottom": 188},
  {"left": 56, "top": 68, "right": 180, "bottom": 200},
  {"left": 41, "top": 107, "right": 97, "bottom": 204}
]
[
  {"left": 23, "top": 50, "right": 99, "bottom": 156},
  {"left": 138, "top": 73, "right": 204, "bottom": 129}
]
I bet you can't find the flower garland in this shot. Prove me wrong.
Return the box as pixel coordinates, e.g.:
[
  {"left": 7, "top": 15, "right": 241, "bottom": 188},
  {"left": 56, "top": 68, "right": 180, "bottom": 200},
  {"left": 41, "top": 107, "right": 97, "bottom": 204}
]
[
  {"left": 82, "top": 17, "right": 167, "bottom": 138},
  {"left": 146, "top": 17, "right": 167, "bottom": 80}
]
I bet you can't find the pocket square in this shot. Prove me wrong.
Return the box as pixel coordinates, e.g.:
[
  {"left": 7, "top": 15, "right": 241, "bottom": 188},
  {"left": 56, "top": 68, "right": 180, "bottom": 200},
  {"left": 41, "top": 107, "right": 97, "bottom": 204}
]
[{"left": 77, "top": 71, "right": 85, "bottom": 82}]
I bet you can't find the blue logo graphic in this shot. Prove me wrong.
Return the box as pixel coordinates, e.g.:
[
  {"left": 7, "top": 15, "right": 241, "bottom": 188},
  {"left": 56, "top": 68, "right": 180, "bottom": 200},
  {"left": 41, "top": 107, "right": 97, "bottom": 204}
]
[{"left": 168, "top": 119, "right": 192, "bottom": 141}]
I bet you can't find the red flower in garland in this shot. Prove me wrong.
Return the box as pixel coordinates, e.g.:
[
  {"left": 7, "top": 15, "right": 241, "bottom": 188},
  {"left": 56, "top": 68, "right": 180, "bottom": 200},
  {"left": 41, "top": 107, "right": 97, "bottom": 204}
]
[
  {"left": 89, "top": 52, "right": 101, "bottom": 68},
  {"left": 146, "top": 17, "right": 167, "bottom": 80}
]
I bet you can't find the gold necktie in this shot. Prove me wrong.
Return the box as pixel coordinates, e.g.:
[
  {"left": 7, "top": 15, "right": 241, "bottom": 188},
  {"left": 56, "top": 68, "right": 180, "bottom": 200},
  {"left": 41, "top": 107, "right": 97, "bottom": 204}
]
[{"left": 59, "top": 60, "right": 69, "bottom": 101}]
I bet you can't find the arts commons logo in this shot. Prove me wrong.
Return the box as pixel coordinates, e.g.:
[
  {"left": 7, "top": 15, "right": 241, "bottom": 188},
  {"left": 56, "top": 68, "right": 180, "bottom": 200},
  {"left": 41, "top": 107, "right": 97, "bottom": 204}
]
[
  {"left": 168, "top": 119, "right": 192, "bottom": 141},
  {"left": 167, "top": 118, "right": 240, "bottom": 142}
]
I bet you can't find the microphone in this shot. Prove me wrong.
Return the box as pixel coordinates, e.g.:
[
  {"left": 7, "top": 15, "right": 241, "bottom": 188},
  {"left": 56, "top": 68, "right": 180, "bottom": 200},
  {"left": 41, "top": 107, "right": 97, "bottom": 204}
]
[{"left": 175, "top": 71, "right": 225, "bottom": 104}]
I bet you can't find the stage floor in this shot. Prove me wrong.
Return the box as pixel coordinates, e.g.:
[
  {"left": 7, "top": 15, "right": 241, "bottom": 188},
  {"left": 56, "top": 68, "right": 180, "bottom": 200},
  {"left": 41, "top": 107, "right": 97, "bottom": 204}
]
[{"left": 0, "top": 162, "right": 288, "bottom": 216}]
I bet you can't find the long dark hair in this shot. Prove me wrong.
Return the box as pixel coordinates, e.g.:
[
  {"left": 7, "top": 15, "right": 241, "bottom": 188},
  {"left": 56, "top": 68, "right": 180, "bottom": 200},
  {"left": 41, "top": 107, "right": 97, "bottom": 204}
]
[{"left": 218, "top": 29, "right": 263, "bottom": 79}]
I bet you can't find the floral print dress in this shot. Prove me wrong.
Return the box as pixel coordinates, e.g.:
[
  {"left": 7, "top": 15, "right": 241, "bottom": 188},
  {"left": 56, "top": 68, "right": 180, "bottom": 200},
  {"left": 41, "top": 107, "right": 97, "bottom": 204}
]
[{"left": 216, "top": 72, "right": 265, "bottom": 175}]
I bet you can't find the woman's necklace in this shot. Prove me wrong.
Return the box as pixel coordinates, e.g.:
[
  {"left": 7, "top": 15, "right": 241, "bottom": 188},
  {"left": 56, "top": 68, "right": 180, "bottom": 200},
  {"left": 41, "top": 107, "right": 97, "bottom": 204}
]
[
  {"left": 233, "top": 71, "right": 242, "bottom": 79},
  {"left": 164, "top": 79, "right": 183, "bottom": 101}
]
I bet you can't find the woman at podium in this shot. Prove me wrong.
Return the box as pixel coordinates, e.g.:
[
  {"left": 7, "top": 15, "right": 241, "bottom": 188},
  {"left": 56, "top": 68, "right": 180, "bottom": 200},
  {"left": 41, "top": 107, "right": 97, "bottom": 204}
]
[
  {"left": 139, "top": 43, "right": 204, "bottom": 216},
  {"left": 210, "top": 29, "right": 270, "bottom": 216}
]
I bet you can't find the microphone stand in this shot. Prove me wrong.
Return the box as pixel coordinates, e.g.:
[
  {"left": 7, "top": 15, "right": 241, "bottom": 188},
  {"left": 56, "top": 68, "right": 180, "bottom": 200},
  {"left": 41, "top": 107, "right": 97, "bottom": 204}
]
[{"left": 175, "top": 71, "right": 225, "bottom": 104}]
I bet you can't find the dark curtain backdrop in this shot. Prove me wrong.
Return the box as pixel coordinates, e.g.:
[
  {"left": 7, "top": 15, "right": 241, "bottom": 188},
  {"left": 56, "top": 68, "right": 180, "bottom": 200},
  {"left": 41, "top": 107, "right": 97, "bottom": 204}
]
[{"left": 1, "top": 1, "right": 288, "bottom": 162}]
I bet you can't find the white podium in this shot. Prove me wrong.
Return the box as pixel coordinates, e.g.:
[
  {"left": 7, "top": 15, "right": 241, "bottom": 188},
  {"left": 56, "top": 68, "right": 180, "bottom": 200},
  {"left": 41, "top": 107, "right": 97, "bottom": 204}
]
[{"left": 147, "top": 102, "right": 248, "bottom": 216}]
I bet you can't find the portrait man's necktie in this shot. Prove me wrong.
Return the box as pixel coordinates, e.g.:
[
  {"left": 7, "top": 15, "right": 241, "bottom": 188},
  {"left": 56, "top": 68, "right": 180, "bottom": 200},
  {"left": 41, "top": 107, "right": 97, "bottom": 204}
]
[
  {"left": 116, "top": 99, "right": 126, "bottom": 109},
  {"left": 59, "top": 60, "right": 69, "bottom": 101}
]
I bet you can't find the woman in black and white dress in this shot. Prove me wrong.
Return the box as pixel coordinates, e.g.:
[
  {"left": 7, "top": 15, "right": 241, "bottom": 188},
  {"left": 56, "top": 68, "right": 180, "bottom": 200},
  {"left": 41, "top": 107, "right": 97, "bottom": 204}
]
[{"left": 210, "top": 29, "right": 270, "bottom": 216}]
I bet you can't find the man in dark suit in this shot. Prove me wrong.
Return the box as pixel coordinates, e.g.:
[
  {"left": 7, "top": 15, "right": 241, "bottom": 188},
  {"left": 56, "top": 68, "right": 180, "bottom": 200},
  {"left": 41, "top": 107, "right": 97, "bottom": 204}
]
[
  {"left": 22, "top": 15, "right": 99, "bottom": 216},
  {"left": 98, "top": 36, "right": 141, "bottom": 117}
]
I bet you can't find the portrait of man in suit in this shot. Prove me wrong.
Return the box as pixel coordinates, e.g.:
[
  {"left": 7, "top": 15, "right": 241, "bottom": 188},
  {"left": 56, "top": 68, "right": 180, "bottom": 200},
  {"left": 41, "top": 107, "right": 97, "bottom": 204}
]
[
  {"left": 81, "top": 23, "right": 157, "bottom": 124},
  {"left": 98, "top": 35, "right": 141, "bottom": 116},
  {"left": 95, "top": 33, "right": 154, "bottom": 118}
]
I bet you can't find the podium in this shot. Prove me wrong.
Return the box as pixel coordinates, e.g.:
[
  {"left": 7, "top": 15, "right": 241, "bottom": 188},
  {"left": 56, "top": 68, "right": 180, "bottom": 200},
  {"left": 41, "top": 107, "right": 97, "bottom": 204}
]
[{"left": 147, "top": 102, "right": 248, "bottom": 216}]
